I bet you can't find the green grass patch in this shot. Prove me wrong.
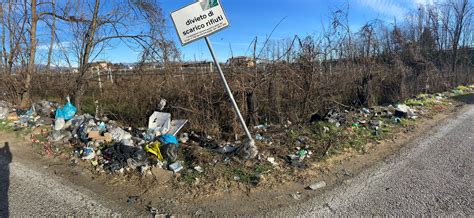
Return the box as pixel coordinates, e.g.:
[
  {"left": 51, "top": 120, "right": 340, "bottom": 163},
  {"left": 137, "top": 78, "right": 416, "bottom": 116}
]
[
  {"left": 0, "top": 120, "right": 13, "bottom": 132},
  {"left": 456, "top": 85, "right": 470, "bottom": 92},
  {"left": 405, "top": 95, "right": 444, "bottom": 107}
]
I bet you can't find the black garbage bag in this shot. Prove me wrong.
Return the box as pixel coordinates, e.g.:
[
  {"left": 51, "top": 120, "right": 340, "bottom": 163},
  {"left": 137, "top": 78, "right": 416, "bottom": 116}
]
[
  {"left": 189, "top": 132, "right": 219, "bottom": 149},
  {"left": 161, "top": 143, "right": 178, "bottom": 162},
  {"left": 102, "top": 143, "right": 147, "bottom": 172}
]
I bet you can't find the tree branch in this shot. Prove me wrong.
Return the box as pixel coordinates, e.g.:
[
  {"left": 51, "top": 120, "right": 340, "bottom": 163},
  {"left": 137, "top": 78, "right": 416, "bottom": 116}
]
[{"left": 39, "top": 12, "right": 91, "bottom": 23}]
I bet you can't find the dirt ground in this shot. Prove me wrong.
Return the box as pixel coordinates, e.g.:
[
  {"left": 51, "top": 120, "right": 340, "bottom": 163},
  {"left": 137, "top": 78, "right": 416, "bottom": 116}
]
[{"left": 1, "top": 94, "right": 471, "bottom": 216}]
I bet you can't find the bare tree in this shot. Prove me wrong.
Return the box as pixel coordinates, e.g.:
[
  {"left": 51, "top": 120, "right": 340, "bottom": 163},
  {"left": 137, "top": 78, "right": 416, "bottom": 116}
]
[
  {"left": 1, "top": 0, "right": 28, "bottom": 75},
  {"left": 20, "top": 0, "right": 39, "bottom": 107},
  {"left": 46, "top": 0, "right": 56, "bottom": 69},
  {"left": 38, "top": 0, "right": 178, "bottom": 111},
  {"left": 449, "top": 0, "right": 472, "bottom": 77}
]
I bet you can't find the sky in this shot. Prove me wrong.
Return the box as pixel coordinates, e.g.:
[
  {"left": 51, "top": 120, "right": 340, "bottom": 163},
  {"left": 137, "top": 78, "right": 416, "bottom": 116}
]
[{"left": 37, "top": 0, "right": 437, "bottom": 65}]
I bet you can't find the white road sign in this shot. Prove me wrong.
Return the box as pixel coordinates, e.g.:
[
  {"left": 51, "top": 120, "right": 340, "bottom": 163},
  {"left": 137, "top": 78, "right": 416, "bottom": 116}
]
[{"left": 171, "top": 0, "right": 229, "bottom": 45}]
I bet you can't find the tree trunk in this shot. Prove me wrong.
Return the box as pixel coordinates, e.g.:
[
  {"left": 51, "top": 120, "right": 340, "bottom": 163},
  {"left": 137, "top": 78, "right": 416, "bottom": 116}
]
[
  {"left": 0, "top": 5, "right": 5, "bottom": 74},
  {"left": 46, "top": 0, "right": 56, "bottom": 70},
  {"left": 73, "top": 0, "right": 100, "bottom": 112},
  {"left": 20, "top": 0, "right": 38, "bottom": 108},
  {"left": 246, "top": 91, "right": 256, "bottom": 126}
]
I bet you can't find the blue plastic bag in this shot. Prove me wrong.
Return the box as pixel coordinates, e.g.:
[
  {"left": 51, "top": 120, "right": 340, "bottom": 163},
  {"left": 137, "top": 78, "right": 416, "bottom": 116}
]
[
  {"left": 55, "top": 108, "right": 65, "bottom": 119},
  {"left": 159, "top": 134, "right": 179, "bottom": 145},
  {"left": 55, "top": 97, "right": 77, "bottom": 121},
  {"left": 63, "top": 101, "right": 77, "bottom": 120}
]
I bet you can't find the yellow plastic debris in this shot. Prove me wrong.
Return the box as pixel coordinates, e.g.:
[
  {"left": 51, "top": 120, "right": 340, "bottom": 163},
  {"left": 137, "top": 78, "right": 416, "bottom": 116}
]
[
  {"left": 145, "top": 142, "right": 164, "bottom": 161},
  {"left": 91, "top": 159, "right": 98, "bottom": 166}
]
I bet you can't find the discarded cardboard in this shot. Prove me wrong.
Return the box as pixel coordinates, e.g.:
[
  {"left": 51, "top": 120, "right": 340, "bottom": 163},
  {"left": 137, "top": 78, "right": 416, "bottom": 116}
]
[
  {"left": 168, "top": 120, "right": 188, "bottom": 136},
  {"left": 7, "top": 112, "right": 19, "bottom": 121},
  {"left": 88, "top": 131, "right": 113, "bottom": 142},
  {"left": 148, "top": 112, "right": 171, "bottom": 135}
]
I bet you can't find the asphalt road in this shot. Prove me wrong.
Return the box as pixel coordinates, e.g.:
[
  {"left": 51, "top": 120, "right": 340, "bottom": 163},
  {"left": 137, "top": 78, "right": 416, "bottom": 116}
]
[
  {"left": 273, "top": 103, "right": 473, "bottom": 216},
  {"left": 0, "top": 142, "right": 119, "bottom": 216}
]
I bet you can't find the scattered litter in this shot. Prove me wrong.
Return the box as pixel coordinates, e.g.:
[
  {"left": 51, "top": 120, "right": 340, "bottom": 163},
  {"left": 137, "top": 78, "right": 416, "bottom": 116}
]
[
  {"left": 148, "top": 112, "right": 171, "bottom": 136},
  {"left": 81, "top": 147, "right": 96, "bottom": 160},
  {"left": 395, "top": 104, "right": 414, "bottom": 118},
  {"left": 194, "top": 165, "right": 204, "bottom": 173},
  {"left": 307, "top": 181, "right": 326, "bottom": 190},
  {"left": 53, "top": 118, "right": 65, "bottom": 131},
  {"left": 168, "top": 162, "right": 183, "bottom": 173},
  {"left": 109, "top": 127, "right": 132, "bottom": 143},
  {"left": 160, "top": 143, "right": 179, "bottom": 162},
  {"left": 0, "top": 101, "right": 11, "bottom": 120},
  {"left": 103, "top": 143, "right": 147, "bottom": 172},
  {"left": 159, "top": 134, "right": 179, "bottom": 145},
  {"left": 144, "top": 142, "right": 164, "bottom": 161},
  {"left": 393, "top": 117, "right": 402, "bottom": 123},
  {"left": 168, "top": 120, "right": 188, "bottom": 136},
  {"left": 88, "top": 131, "right": 113, "bottom": 142},
  {"left": 55, "top": 97, "right": 77, "bottom": 121},
  {"left": 49, "top": 130, "right": 72, "bottom": 142},
  {"left": 91, "top": 159, "right": 98, "bottom": 166},
  {"left": 298, "top": 150, "right": 308, "bottom": 158},
  {"left": 0, "top": 85, "right": 466, "bottom": 187},
  {"left": 7, "top": 112, "right": 19, "bottom": 121},
  {"left": 267, "top": 157, "right": 278, "bottom": 166},
  {"left": 158, "top": 99, "right": 167, "bottom": 111},
  {"left": 362, "top": 108, "right": 371, "bottom": 114},
  {"left": 237, "top": 138, "right": 258, "bottom": 159},
  {"left": 215, "top": 144, "right": 237, "bottom": 154},
  {"left": 254, "top": 124, "right": 268, "bottom": 130},
  {"left": 179, "top": 133, "right": 189, "bottom": 143},
  {"left": 286, "top": 154, "right": 308, "bottom": 169},
  {"left": 323, "top": 126, "right": 330, "bottom": 133},
  {"left": 291, "top": 192, "right": 302, "bottom": 200}
]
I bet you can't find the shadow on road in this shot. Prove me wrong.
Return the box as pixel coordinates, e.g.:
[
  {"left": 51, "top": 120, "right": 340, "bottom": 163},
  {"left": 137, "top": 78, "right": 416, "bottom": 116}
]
[
  {"left": 452, "top": 93, "right": 474, "bottom": 105},
  {"left": 0, "top": 142, "right": 11, "bottom": 217}
]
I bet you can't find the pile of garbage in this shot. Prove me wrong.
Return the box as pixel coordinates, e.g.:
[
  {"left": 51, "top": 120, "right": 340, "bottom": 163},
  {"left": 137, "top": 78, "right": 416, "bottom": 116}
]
[
  {"left": 0, "top": 100, "right": 56, "bottom": 129},
  {"left": 0, "top": 86, "right": 471, "bottom": 177},
  {"left": 252, "top": 92, "right": 459, "bottom": 168},
  {"left": 0, "top": 97, "right": 195, "bottom": 175},
  {"left": 310, "top": 101, "right": 434, "bottom": 133},
  {"left": 0, "top": 96, "right": 263, "bottom": 176}
]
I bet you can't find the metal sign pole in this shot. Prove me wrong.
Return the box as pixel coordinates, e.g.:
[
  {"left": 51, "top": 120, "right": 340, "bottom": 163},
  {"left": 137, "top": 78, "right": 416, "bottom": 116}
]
[{"left": 204, "top": 36, "right": 253, "bottom": 141}]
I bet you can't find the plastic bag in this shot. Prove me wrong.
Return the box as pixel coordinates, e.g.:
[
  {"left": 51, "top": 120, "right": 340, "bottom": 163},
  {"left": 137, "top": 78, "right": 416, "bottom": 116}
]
[
  {"left": 159, "top": 134, "right": 179, "bottom": 145},
  {"left": 55, "top": 97, "right": 77, "bottom": 121},
  {"left": 55, "top": 108, "right": 65, "bottom": 119},
  {"left": 144, "top": 142, "right": 164, "bottom": 161},
  {"left": 54, "top": 118, "right": 65, "bottom": 131},
  {"left": 62, "top": 97, "right": 77, "bottom": 121}
]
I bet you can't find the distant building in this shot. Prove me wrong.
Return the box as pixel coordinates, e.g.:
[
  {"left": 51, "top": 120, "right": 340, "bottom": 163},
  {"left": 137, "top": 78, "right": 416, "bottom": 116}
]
[
  {"left": 90, "top": 61, "right": 112, "bottom": 71},
  {"left": 227, "top": 56, "right": 256, "bottom": 67},
  {"left": 141, "top": 62, "right": 161, "bottom": 69}
]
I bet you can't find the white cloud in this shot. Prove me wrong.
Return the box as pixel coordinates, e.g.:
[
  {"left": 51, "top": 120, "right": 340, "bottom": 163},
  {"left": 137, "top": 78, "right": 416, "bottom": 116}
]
[
  {"left": 358, "top": 0, "right": 408, "bottom": 18},
  {"left": 359, "top": 0, "right": 444, "bottom": 18},
  {"left": 412, "top": 0, "right": 435, "bottom": 6}
]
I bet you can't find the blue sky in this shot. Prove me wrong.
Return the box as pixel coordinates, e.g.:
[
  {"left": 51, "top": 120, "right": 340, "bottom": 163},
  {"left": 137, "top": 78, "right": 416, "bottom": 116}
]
[{"left": 37, "top": 0, "right": 436, "bottom": 65}]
